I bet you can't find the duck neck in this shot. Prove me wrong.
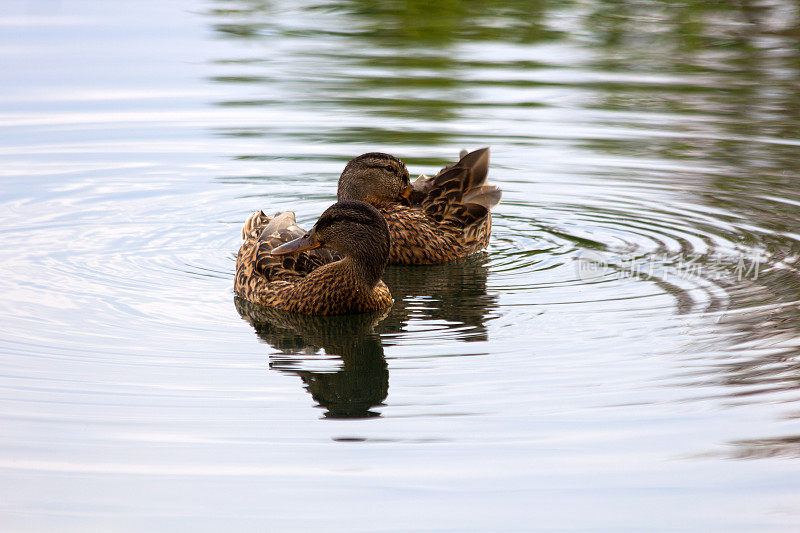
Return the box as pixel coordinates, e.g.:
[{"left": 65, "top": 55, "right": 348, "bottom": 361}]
[{"left": 338, "top": 254, "right": 385, "bottom": 289}]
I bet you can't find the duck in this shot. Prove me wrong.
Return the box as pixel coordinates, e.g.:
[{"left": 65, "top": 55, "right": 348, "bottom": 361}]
[
  {"left": 337, "top": 148, "right": 502, "bottom": 264},
  {"left": 234, "top": 200, "right": 393, "bottom": 315}
]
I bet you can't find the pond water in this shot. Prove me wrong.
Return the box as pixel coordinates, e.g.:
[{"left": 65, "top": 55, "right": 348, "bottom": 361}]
[{"left": 3, "top": 0, "right": 800, "bottom": 530}]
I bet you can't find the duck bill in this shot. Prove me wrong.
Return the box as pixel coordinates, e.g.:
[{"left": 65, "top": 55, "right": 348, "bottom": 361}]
[
  {"left": 270, "top": 234, "right": 321, "bottom": 256},
  {"left": 399, "top": 184, "right": 414, "bottom": 200}
]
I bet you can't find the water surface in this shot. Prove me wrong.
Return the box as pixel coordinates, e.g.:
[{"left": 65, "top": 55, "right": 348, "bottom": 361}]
[{"left": 2, "top": 0, "right": 800, "bottom": 531}]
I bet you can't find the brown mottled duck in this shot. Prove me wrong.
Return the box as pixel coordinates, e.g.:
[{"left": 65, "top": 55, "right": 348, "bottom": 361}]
[
  {"left": 234, "top": 200, "right": 393, "bottom": 315},
  {"left": 337, "top": 148, "right": 502, "bottom": 264}
]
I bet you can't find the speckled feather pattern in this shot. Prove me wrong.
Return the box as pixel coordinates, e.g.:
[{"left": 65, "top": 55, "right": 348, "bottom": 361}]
[
  {"left": 375, "top": 149, "right": 498, "bottom": 265},
  {"left": 377, "top": 203, "right": 491, "bottom": 265},
  {"left": 234, "top": 210, "right": 392, "bottom": 315}
]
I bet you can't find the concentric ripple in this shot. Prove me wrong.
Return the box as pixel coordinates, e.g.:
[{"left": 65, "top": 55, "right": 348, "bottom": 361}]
[{"left": 3, "top": 0, "right": 800, "bottom": 530}]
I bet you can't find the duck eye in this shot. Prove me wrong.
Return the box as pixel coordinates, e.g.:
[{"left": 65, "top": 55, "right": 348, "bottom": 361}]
[{"left": 384, "top": 164, "right": 394, "bottom": 173}]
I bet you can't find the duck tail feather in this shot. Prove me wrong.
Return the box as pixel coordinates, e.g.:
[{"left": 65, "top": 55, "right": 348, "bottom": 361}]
[
  {"left": 456, "top": 147, "right": 490, "bottom": 190},
  {"left": 463, "top": 184, "right": 502, "bottom": 211},
  {"left": 259, "top": 211, "right": 298, "bottom": 240},
  {"left": 241, "top": 210, "right": 270, "bottom": 240}
]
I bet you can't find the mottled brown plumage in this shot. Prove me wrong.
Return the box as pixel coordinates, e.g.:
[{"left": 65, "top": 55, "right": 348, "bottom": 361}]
[
  {"left": 234, "top": 201, "right": 393, "bottom": 315},
  {"left": 338, "top": 148, "right": 501, "bottom": 265}
]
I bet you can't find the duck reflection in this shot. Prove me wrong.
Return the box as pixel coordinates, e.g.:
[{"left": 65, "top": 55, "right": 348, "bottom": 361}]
[
  {"left": 235, "top": 297, "right": 389, "bottom": 418},
  {"left": 235, "top": 255, "right": 497, "bottom": 417},
  {"left": 380, "top": 253, "right": 498, "bottom": 343}
]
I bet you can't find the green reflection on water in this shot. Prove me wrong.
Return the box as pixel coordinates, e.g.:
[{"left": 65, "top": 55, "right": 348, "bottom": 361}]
[{"left": 216, "top": 0, "right": 800, "bottom": 456}]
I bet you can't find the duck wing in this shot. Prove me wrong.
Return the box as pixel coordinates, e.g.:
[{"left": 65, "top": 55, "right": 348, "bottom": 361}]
[
  {"left": 409, "top": 149, "right": 472, "bottom": 202},
  {"left": 237, "top": 210, "right": 339, "bottom": 283},
  {"left": 418, "top": 147, "right": 501, "bottom": 227}
]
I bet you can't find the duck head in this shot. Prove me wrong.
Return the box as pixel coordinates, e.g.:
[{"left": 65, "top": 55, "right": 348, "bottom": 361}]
[
  {"left": 271, "top": 200, "right": 390, "bottom": 286},
  {"left": 336, "top": 152, "right": 413, "bottom": 205}
]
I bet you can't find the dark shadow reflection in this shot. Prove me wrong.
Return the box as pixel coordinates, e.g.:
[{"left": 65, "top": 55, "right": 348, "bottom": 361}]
[
  {"left": 380, "top": 253, "right": 499, "bottom": 344},
  {"left": 728, "top": 434, "right": 800, "bottom": 460},
  {"left": 235, "top": 297, "right": 389, "bottom": 418},
  {"left": 234, "top": 256, "right": 497, "bottom": 417}
]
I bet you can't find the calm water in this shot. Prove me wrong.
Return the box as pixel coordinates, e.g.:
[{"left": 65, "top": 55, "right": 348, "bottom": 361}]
[{"left": 3, "top": 0, "right": 800, "bottom": 530}]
